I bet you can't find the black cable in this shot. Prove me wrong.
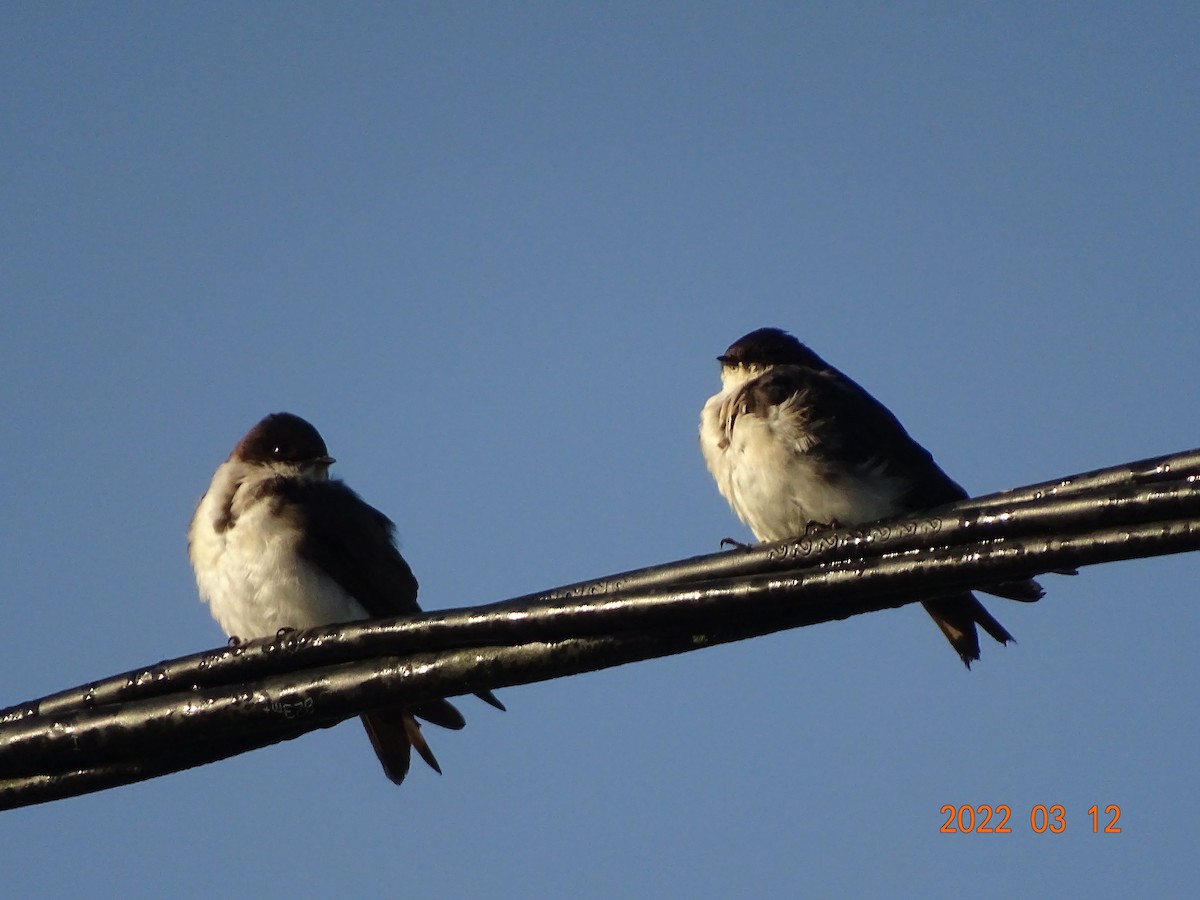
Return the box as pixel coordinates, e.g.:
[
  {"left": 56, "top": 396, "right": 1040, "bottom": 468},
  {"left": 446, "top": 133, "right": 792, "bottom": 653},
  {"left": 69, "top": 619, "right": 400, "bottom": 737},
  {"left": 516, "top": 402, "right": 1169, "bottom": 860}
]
[{"left": 1, "top": 447, "right": 1198, "bottom": 810}]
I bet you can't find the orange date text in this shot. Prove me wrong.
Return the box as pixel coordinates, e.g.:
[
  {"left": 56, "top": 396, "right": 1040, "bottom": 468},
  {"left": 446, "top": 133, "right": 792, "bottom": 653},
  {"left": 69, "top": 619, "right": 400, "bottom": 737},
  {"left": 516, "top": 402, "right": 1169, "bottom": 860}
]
[{"left": 939, "top": 804, "right": 1121, "bottom": 834}]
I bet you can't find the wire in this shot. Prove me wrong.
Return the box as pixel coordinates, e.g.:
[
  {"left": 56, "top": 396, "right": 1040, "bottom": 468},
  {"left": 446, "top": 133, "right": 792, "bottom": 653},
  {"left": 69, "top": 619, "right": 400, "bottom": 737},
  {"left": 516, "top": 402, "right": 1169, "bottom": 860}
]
[{"left": 1, "top": 446, "right": 1198, "bottom": 810}]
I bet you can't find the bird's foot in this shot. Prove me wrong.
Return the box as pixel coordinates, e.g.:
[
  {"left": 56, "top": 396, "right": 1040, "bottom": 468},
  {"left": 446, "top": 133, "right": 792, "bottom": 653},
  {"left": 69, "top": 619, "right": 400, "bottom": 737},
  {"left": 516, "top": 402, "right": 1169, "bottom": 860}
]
[
  {"left": 720, "top": 537, "right": 754, "bottom": 551},
  {"left": 803, "top": 519, "right": 840, "bottom": 536}
]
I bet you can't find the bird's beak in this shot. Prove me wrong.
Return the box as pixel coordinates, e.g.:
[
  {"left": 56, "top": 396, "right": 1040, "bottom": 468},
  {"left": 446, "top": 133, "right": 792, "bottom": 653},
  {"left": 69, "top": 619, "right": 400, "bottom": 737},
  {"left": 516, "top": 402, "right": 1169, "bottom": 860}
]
[
  {"left": 319, "top": 456, "right": 336, "bottom": 466},
  {"left": 716, "top": 354, "right": 732, "bottom": 365}
]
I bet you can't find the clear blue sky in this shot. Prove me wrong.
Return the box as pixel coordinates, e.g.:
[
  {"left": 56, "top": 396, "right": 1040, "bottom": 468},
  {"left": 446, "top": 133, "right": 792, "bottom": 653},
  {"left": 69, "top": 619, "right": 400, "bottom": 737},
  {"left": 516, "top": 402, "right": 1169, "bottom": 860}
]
[{"left": 2, "top": 3, "right": 1197, "bottom": 897}]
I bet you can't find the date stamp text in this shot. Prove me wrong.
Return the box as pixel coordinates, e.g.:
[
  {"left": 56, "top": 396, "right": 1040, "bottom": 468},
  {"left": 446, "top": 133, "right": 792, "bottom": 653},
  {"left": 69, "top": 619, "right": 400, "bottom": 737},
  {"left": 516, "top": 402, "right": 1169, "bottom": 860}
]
[{"left": 939, "top": 804, "right": 1122, "bottom": 834}]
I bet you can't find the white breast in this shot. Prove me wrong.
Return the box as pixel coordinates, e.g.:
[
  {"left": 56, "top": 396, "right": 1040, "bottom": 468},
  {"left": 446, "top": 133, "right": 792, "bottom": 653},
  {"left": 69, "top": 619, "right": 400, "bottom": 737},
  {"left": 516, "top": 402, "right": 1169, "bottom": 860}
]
[
  {"left": 700, "top": 380, "right": 905, "bottom": 542},
  {"left": 188, "top": 463, "right": 368, "bottom": 641}
]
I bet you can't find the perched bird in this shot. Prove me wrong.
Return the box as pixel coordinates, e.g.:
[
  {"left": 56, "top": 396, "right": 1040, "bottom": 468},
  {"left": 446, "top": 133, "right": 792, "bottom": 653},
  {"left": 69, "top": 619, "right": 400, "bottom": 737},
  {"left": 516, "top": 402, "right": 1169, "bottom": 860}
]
[
  {"left": 699, "top": 327, "right": 1040, "bottom": 666},
  {"left": 188, "top": 412, "right": 502, "bottom": 783}
]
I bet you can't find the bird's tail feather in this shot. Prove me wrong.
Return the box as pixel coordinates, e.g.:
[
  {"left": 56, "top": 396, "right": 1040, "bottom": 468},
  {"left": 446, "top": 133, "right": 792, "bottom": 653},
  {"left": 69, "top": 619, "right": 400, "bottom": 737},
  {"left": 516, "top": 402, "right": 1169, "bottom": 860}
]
[
  {"left": 361, "top": 692, "right": 503, "bottom": 785},
  {"left": 475, "top": 689, "right": 507, "bottom": 711},
  {"left": 360, "top": 708, "right": 444, "bottom": 784},
  {"left": 921, "top": 592, "right": 1015, "bottom": 669},
  {"left": 981, "top": 577, "right": 1045, "bottom": 602},
  {"left": 360, "top": 710, "right": 417, "bottom": 784},
  {"left": 410, "top": 698, "right": 466, "bottom": 730}
]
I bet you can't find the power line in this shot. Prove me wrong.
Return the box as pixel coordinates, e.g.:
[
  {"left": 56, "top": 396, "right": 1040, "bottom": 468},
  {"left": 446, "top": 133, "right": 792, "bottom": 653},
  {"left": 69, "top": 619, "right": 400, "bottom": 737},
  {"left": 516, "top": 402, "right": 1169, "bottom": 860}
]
[{"left": 2, "top": 446, "right": 1197, "bottom": 810}]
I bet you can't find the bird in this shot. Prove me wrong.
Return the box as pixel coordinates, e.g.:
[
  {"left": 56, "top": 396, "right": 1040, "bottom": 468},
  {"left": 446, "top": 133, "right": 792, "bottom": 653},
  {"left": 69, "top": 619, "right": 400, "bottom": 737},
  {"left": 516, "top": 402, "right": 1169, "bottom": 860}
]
[
  {"left": 188, "top": 411, "right": 503, "bottom": 783},
  {"left": 699, "top": 327, "right": 1041, "bottom": 666}
]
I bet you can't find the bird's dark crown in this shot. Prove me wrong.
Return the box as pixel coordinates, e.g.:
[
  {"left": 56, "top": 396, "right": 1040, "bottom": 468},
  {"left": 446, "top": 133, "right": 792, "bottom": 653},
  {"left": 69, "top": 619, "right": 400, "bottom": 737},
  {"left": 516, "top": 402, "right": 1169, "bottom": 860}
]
[
  {"left": 234, "top": 412, "right": 332, "bottom": 465},
  {"left": 718, "top": 327, "right": 829, "bottom": 369}
]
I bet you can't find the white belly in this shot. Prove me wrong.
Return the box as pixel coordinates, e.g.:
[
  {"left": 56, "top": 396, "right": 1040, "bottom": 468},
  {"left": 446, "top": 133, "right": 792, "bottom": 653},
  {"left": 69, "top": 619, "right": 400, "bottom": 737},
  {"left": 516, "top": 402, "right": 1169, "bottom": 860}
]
[
  {"left": 189, "top": 487, "right": 367, "bottom": 641},
  {"left": 701, "top": 388, "right": 905, "bottom": 542}
]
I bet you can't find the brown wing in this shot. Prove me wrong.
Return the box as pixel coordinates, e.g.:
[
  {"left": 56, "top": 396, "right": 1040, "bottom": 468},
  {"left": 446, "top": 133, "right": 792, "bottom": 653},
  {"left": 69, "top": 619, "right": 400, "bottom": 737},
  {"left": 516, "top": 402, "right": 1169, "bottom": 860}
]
[
  {"left": 267, "top": 477, "right": 501, "bottom": 764},
  {"left": 748, "top": 364, "right": 969, "bottom": 507},
  {"left": 266, "top": 478, "right": 421, "bottom": 618},
  {"left": 743, "top": 364, "right": 1039, "bottom": 664}
]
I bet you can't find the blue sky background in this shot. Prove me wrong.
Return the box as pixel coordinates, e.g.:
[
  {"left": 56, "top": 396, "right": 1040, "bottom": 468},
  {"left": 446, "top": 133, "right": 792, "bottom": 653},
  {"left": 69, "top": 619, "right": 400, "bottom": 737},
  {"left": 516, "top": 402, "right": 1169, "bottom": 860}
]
[{"left": 2, "top": 3, "right": 1197, "bottom": 897}]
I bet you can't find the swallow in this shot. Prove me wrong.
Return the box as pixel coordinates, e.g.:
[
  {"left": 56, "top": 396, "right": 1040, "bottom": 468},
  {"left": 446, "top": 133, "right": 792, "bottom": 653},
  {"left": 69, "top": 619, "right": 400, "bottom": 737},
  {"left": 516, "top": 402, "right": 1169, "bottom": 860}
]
[
  {"left": 700, "top": 327, "right": 1041, "bottom": 665},
  {"left": 189, "top": 412, "right": 503, "bottom": 782}
]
